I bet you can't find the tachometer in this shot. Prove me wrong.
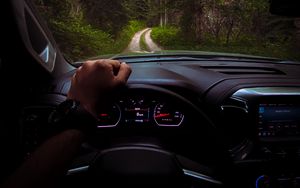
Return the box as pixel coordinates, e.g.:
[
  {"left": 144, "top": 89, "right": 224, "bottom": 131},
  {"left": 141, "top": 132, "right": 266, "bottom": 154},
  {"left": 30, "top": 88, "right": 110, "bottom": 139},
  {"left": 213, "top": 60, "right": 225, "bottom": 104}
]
[
  {"left": 153, "top": 103, "right": 184, "bottom": 126},
  {"left": 97, "top": 104, "right": 121, "bottom": 128}
]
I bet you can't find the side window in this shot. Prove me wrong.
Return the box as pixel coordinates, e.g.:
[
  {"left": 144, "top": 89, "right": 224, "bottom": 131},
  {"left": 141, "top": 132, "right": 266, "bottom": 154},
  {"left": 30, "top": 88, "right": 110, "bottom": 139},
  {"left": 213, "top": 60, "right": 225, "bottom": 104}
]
[{"left": 24, "top": 3, "right": 56, "bottom": 71}]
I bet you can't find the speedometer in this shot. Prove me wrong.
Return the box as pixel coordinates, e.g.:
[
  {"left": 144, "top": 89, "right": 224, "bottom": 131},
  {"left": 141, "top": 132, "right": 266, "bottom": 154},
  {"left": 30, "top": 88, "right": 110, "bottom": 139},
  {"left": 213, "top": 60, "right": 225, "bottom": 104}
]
[
  {"left": 153, "top": 103, "right": 184, "bottom": 126},
  {"left": 96, "top": 104, "right": 121, "bottom": 128}
]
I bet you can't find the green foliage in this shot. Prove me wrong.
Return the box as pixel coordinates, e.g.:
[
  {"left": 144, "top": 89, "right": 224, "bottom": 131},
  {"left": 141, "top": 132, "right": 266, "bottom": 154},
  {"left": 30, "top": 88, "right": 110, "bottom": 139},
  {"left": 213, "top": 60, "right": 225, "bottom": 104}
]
[
  {"left": 82, "top": 0, "right": 129, "bottom": 37},
  {"left": 49, "top": 19, "right": 144, "bottom": 61},
  {"left": 193, "top": 41, "right": 300, "bottom": 61},
  {"left": 35, "top": 0, "right": 145, "bottom": 61},
  {"left": 124, "top": 20, "right": 146, "bottom": 35},
  {"left": 113, "top": 20, "right": 146, "bottom": 53},
  {"left": 34, "top": 0, "right": 300, "bottom": 61},
  {"left": 123, "top": 0, "right": 149, "bottom": 21},
  {"left": 151, "top": 26, "right": 300, "bottom": 61},
  {"left": 151, "top": 26, "right": 183, "bottom": 47},
  {"left": 35, "top": 0, "right": 83, "bottom": 20},
  {"left": 150, "top": 0, "right": 300, "bottom": 61},
  {"left": 48, "top": 18, "right": 114, "bottom": 61}
]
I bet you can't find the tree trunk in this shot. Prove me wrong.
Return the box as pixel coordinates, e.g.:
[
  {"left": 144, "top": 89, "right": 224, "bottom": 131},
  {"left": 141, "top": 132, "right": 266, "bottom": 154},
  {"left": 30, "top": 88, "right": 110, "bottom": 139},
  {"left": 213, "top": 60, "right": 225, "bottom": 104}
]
[
  {"left": 226, "top": 20, "right": 234, "bottom": 45},
  {"left": 160, "top": 0, "right": 163, "bottom": 27},
  {"left": 164, "top": 0, "right": 167, "bottom": 27},
  {"left": 194, "top": 1, "right": 203, "bottom": 42},
  {"left": 294, "top": 18, "right": 300, "bottom": 49}
]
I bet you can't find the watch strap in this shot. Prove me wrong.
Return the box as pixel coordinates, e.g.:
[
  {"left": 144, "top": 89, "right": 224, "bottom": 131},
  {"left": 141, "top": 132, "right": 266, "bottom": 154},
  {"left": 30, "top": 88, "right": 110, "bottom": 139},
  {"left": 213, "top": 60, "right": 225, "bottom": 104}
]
[{"left": 48, "top": 99, "right": 97, "bottom": 135}]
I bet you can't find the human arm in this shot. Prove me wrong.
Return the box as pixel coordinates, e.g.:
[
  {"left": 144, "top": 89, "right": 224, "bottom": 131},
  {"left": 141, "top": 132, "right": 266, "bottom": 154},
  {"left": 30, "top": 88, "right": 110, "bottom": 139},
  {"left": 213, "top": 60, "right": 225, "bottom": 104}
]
[
  {"left": 2, "top": 60, "right": 132, "bottom": 188},
  {"left": 2, "top": 129, "right": 85, "bottom": 188}
]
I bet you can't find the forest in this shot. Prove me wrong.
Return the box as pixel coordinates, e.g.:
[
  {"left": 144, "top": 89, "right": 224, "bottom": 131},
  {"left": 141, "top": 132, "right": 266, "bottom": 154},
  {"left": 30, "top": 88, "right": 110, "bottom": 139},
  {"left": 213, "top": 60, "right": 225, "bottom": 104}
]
[{"left": 34, "top": 0, "right": 300, "bottom": 61}]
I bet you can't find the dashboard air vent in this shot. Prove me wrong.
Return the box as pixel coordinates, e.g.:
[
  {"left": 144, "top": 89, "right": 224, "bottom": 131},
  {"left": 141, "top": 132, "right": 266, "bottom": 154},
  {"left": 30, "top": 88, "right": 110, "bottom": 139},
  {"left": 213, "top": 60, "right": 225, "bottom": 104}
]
[
  {"left": 220, "top": 97, "right": 252, "bottom": 160},
  {"left": 206, "top": 66, "right": 285, "bottom": 75}
]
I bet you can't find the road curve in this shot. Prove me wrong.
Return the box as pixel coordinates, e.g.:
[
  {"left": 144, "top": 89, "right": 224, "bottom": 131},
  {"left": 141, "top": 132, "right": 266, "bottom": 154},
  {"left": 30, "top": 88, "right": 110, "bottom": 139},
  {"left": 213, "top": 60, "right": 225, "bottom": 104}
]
[
  {"left": 125, "top": 28, "right": 149, "bottom": 52},
  {"left": 144, "top": 29, "right": 161, "bottom": 52},
  {"left": 125, "top": 28, "right": 161, "bottom": 53}
]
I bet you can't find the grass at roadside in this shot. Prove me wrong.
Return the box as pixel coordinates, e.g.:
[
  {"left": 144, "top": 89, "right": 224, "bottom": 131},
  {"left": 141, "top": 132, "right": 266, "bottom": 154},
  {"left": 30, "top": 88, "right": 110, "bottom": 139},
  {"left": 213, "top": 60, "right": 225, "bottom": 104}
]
[
  {"left": 140, "top": 30, "right": 150, "bottom": 52},
  {"left": 48, "top": 19, "right": 145, "bottom": 61},
  {"left": 151, "top": 26, "right": 300, "bottom": 61},
  {"left": 151, "top": 26, "right": 183, "bottom": 47}
]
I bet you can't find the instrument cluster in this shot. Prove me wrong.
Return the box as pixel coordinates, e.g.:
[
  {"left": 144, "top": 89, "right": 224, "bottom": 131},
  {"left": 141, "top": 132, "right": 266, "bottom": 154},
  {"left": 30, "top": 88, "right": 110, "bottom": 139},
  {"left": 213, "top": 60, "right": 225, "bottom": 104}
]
[{"left": 96, "top": 96, "right": 185, "bottom": 128}]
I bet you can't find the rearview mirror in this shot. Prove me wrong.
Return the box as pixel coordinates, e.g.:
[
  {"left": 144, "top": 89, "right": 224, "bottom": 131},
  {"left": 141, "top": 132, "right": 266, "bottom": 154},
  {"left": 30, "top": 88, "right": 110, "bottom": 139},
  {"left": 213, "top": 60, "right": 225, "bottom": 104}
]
[{"left": 270, "top": 0, "right": 300, "bottom": 17}]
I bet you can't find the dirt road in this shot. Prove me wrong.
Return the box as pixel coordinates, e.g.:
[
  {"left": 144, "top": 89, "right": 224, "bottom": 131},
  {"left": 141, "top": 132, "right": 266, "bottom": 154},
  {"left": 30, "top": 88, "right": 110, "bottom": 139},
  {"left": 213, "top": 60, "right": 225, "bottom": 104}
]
[
  {"left": 125, "top": 28, "right": 161, "bottom": 53},
  {"left": 144, "top": 29, "right": 161, "bottom": 52}
]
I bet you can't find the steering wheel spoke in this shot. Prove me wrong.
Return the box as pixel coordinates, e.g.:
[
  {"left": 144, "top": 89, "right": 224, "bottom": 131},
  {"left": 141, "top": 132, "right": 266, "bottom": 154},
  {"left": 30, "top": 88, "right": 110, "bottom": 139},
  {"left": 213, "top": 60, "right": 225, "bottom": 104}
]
[{"left": 66, "top": 143, "right": 225, "bottom": 187}]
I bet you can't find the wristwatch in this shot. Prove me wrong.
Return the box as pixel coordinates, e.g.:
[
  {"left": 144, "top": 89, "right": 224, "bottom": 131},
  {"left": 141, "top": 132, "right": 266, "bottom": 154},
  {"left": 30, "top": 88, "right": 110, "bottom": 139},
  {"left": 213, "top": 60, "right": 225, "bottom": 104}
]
[{"left": 48, "top": 99, "right": 97, "bottom": 135}]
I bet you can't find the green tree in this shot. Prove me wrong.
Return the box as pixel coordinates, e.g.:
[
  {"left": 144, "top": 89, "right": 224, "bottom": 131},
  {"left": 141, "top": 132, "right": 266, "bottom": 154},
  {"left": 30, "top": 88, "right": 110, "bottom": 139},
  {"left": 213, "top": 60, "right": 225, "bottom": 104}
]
[
  {"left": 123, "top": 0, "right": 150, "bottom": 21},
  {"left": 82, "top": 0, "right": 129, "bottom": 37}
]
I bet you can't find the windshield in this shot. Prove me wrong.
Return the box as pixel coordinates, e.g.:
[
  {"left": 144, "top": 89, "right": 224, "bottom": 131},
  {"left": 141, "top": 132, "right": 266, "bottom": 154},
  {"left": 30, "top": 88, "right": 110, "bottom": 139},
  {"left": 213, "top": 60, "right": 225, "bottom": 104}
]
[{"left": 34, "top": 0, "right": 300, "bottom": 62}]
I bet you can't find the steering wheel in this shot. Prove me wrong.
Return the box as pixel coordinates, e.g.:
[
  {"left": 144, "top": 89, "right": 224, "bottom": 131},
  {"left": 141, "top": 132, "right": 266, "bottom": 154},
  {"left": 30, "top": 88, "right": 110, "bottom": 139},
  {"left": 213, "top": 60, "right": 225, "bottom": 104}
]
[{"left": 63, "top": 84, "right": 235, "bottom": 187}]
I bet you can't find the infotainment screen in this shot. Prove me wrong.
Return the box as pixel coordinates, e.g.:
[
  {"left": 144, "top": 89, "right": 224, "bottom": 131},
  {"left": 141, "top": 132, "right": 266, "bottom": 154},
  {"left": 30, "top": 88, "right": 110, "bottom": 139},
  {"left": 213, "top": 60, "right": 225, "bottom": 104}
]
[{"left": 258, "top": 104, "right": 300, "bottom": 138}]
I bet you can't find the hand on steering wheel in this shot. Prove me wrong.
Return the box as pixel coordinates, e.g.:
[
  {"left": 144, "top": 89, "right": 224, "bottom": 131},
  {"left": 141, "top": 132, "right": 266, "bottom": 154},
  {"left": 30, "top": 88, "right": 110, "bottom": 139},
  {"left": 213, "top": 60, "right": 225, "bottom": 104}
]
[{"left": 67, "top": 59, "right": 131, "bottom": 117}]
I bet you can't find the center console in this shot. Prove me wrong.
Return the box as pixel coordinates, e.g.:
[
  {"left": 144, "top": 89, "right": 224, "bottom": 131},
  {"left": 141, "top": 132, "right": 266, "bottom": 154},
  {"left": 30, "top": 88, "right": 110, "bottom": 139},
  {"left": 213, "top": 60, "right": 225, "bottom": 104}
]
[
  {"left": 257, "top": 103, "right": 300, "bottom": 140},
  {"left": 228, "top": 87, "right": 300, "bottom": 188}
]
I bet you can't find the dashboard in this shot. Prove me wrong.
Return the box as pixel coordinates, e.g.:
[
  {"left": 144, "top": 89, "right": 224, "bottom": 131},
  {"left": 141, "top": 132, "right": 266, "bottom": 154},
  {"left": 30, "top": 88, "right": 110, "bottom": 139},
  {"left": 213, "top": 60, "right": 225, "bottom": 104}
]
[
  {"left": 3, "top": 0, "right": 300, "bottom": 185},
  {"left": 20, "top": 59, "right": 300, "bottom": 188},
  {"left": 4, "top": 0, "right": 300, "bottom": 186}
]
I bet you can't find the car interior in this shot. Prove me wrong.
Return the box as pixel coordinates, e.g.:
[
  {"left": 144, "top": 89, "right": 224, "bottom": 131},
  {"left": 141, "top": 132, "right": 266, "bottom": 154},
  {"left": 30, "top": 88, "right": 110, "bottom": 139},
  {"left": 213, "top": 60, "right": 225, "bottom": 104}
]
[{"left": 1, "top": 0, "right": 300, "bottom": 187}]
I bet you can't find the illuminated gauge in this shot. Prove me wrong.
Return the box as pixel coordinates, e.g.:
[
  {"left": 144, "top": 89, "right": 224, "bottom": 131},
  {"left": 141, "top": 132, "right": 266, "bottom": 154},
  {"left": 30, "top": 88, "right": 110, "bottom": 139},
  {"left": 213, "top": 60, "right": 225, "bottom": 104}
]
[
  {"left": 97, "top": 104, "right": 121, "bottom": 128},
  {"left": 153, "top": 103, "right": 184, "bottom": 127}
]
